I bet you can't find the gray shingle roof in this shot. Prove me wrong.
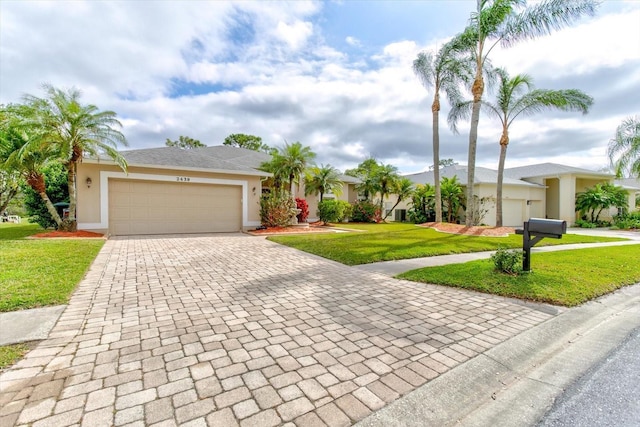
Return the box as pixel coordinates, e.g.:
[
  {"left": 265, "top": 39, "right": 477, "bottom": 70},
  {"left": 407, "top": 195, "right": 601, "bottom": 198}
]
[
  {"left": 102, "top": 146, "right": 271, "bottom": 176},
  {"left": 504, "top": 163, "right": 613, "bottom": 179},
  {"left": 615, "top": 177, "right": 640, "bottom": 191},
  {"left": 404, "top": 164, "right": 543, "bottom": 188}
]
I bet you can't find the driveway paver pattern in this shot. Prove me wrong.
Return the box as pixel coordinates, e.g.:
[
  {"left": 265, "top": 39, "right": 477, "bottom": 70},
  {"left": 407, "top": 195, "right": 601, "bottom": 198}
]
[{"left": 0, "top": 234, "right": 553, "bottom": 426}]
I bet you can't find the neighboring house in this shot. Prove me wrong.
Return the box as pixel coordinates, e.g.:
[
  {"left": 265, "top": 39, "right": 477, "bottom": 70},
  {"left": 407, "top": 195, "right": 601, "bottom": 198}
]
[
  {"left": 77, "top": 145, "right": 358, "bottom": 236},
  {"left": 392, "top": 162, "right": 637, "bottom": 227},
  {"left": 298, "top": 174, "right": 361, "bottom": 223},
  {"left": 614, "top": 177, "right": 640, "bottom": 210}
]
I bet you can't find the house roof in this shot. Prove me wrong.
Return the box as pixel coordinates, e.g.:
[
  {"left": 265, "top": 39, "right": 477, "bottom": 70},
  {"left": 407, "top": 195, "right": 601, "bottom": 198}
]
[
  {"left": 404, "top": 164, "right": 543, "bottom": 188},
  {"left": 504, "top": 163, "right": 613, "bottom": 180},
  {"left": 615, "top": 177, "right": 640, "bottom": 191}
]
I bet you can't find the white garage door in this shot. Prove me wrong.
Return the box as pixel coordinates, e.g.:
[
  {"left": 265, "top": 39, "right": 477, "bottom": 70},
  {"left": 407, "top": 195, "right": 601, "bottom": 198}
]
[{"left": 109, "top": 179, "right": 242, "bottom": 235}]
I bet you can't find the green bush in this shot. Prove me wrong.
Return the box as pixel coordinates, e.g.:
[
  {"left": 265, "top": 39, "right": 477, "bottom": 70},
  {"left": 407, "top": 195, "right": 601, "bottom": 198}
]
[
  {"left": 21, "top": 163, "right": 68, "bottom": 229},
  {"left": 260, "top": 190, "right": 296, "bottom": 227},
  {"left": 491, "top": 247, "right": 522, "bottom": 275},
  {"left": 318, "top": 199, "right": 351, "bottom": 223},
  {"left": 612, "top": 212, "right": 640, "bottom": 230},
  {"left": 351, "top": 200, "right": 380, "bottom": 223},
  {"left": 574, "top": 219, "right": 597, "bottom": 228}
]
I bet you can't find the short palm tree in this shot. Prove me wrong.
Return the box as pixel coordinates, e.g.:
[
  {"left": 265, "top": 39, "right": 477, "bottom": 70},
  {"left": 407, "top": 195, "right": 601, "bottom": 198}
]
[
  {"left": 449, "top": 68, "right": 592, "bottom": 226},
  {"left": 22, "top": 85, "right": 128, "bottom": 231},
  {"left": 453, "top": 0, "right": 598, "bottom": 225},
  {"left": 373, "top": 164, "right": 399, "bottom": 213},
  {"left": 1, "top": 105, "right": 63, "bottom": 226},
  {"left": 608, "top": 116, "right": 640, "bottom": 178},
  {"left": 383, "top": 177, "right": 414, "bottom": 220},
  {"left": 440, "top": 176, "right": 465, "bottom": 223},
  {"left": 304, "top": 164, "right": 343, "bottom": 203},
  {"left": 413, "top": 41, "right": 474, "bottom": 223},
  {"left": 263, "top": 141, "right": 316, "bottom": 196}
]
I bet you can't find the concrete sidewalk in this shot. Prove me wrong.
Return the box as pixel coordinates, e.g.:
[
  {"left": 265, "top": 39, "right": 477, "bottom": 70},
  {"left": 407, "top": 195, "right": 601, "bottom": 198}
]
[{"left": 356, "top": 282, "right": 640, "bottom": 427}]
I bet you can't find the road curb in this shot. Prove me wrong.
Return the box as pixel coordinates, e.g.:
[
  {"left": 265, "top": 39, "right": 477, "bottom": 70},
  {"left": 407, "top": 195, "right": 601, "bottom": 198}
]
[{"left": 356, "top": 282, "right": 640, "bottom": 427}]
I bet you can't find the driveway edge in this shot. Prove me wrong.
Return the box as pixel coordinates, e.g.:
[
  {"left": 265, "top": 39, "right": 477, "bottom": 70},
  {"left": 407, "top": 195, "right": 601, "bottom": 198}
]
[{"left": 355, "top": 282, "right": 640, "bottom": 427}]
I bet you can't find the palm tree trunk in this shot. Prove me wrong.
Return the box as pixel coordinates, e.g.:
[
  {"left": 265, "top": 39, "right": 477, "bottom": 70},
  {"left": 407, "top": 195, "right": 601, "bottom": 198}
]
[
  {"left": 0, "top": 187, "right": 19, "bottom": 215},
  {"left": 65, "top": 162, "right": 78, "bottom": 232},
  {"left": 496, "top": 129, "right": 509, "bottom": 227},
  {"left": 466, "top": 62, "right": 484, "bottom": 226},
  {"left": 27, "top": 172, "right": 63, "bottom": 227},
  {"left": 432, "top": 94, "right": 442, "bottom": 223}
]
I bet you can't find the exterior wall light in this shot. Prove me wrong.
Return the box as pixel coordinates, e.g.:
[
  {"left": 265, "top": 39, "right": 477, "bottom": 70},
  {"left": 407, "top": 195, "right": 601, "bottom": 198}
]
[{"left": 86, "top": 177, "right": 92, "bottom": 188}]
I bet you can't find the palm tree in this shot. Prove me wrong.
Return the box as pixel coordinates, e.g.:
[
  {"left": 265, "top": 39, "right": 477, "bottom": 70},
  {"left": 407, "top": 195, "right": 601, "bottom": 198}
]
[
  {"left": 454, "top": 0, "right": 598, "bottom": 226},
  {"left": 304, "top": 164, "right": 343, "bottom": 203},
  {"left": 347, "top": 157, "right": 380, "bottom": 202},
  {"left": 413, "top": 41, "right": 474, "bottom": 223},
  {"left": 383, "top": 177, "right": 414, "bottom": 220},
  {"left": 608, "top": 116, "right": 640, "bottom": 178},
  {"left": 440, "top": 176, "right": 465, "bottom": 223},
  {"left": 265, "top": 141, "right": 316, "bottom": 197},
  {"left": 22, "top": 85, "right": 128, "bottom": 231},
  {"left": 449, "top": 68, "right": 592, "bottom": 226},
  {"left": 372, "top": 164, "right": 399, "bottom": 214},
  {"left": 576, "top": 183, "right": 628, "bottom": 223},
  {"left": 1, "top": 105, "right": 63, "bottom": 226}
]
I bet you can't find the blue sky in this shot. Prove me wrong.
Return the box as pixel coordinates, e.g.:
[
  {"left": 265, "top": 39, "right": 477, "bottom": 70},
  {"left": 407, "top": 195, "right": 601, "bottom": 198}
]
[{"left": 1, "top": 0, "right": 639, "bottom": 174}]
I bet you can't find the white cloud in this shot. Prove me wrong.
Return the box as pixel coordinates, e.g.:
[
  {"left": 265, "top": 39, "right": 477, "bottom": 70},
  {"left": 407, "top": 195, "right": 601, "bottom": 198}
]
[{"left": 345, "top": 36, "right": 361, "bottom": 46}]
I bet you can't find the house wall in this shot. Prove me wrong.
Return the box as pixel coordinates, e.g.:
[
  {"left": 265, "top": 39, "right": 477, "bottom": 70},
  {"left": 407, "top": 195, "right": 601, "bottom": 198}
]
[
  {"left": 77, "top": 162, "right": 264, "bottom": 233},
  {"left": 476, "top": 184, "right": 545, "bottom": 227},
  {"left": 545, "top": 178, "right": 560, "bottom": 219}
]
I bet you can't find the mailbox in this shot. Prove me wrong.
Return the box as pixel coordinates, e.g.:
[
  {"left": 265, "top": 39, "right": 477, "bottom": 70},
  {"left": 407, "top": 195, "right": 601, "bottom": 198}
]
[{"left": 527, "top": 218, "right": 567, "bottom": 238}]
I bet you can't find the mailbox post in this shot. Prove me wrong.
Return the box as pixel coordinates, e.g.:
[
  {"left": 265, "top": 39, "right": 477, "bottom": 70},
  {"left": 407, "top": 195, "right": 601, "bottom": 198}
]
[{"left": 515, "top": 218, "right": 567, "bottom": 271}]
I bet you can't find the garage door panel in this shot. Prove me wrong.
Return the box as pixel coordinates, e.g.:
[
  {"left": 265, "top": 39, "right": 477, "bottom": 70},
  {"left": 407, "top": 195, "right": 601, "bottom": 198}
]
[
  {"left": 503, "top": 200, "right": 524, "bottom": 227},
  {"left": 109, "top": 179, "right": 242, "bottom": 235}
]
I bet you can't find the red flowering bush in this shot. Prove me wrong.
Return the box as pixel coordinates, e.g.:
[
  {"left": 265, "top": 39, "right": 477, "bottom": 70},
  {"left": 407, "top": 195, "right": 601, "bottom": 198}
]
[{"left": 295, "top": 198, "right": 309, "bottom": 223}]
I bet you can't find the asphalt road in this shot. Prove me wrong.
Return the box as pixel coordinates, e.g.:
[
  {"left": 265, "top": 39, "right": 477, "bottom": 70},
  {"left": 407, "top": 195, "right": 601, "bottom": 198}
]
[{"left": 537, "top": 326, "right": 640, "bottom": 427}]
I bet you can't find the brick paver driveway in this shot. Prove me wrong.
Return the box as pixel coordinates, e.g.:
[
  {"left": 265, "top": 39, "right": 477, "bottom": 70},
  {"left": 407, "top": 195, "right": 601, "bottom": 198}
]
[{"left": 0, "top": 234, "right": 554, "bottom": 426}]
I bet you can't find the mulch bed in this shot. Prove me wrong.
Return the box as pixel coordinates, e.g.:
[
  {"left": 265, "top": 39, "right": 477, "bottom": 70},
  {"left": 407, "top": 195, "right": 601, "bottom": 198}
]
[
  {"left": 419, "top": 222, "right": 515, "bottom": 237},
  {"left": 30, "top": 230, "right": 105, "bottom": 239},
  {"left": 247, "top": 224, "right": 334, "bottom": 236}
]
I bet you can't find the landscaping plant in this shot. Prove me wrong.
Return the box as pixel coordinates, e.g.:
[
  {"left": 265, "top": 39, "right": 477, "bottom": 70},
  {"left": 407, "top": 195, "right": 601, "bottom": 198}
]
[
  {"left": 295, "top": 198, "right": 309, "bottom": 223},
  {"left": 259, "top": 190, "right": 296, "bottom": 227},
  {"left": 491, "top": 247, "right": 522, "bottom": 275},
  {"left": 318, "top": 199, "right": 351, "bottom": 223},
  {"left": 350, "top": 200, "right": 380, "bottom": 223}
]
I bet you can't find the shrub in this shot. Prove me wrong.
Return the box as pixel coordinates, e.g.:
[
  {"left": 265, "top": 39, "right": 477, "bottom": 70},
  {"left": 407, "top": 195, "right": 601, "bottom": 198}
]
[
  {"left": 295, "top": 198, "right": 309, "bottom": 223},
  {"left": 318, "top": 199, "right": 351, "bottom": 223},
  {"left": 260, "top": 191, "right": 296, "bottom": 227},
  {"left": 574, "top": 219, "right": 597, "bottom": 228},
  {"left": 491, "top": 247, "right": 522, "bottom": 275},
  {"left": 21, "top": 162, "right": 68, "bottom": 229},
  {"left": 351, "top": 200, "right": 380, "bottom": 223},
  {"left": 612, "top": 212, "right": 640, "bottom": 230}
]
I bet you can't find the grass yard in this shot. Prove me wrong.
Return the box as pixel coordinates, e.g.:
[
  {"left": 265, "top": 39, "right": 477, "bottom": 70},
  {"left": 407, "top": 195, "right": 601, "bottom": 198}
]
[
  {"left": 268, "top": 223, "right": 625, "bottom": 265},
  {"left": 0, "top": 343, "right": 32, "bottom": 370},
  {"left": 398, "top": 245, "right": 640, "bottom": 306},
  {"left": 0, "top": 222, "right": 104, "bottom": 312}
]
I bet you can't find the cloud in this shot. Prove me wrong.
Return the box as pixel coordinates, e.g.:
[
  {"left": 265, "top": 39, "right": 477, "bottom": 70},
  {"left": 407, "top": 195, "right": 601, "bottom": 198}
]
[{"left": 345, "top": 36, "right": 361, "bottom": 47}]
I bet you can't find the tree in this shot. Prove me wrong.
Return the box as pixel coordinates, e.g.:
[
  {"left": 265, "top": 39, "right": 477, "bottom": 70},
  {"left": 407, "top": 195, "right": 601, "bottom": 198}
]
[
  {"left": 223, "top": 134, "right": 271, "bottom": 153},
  {"left": 408, "top": 183, "right": 436, "bottom": 223},
  {"left": 575, "top": 183, "right": 628, "bottom": 223},
  {"left": 372, "top": 164, "right": 400, "bottom": 214},
  {"left": 22, "top": 85, "right": 128, "bottom": 231},
  {"left": 608, "top": 116, "right": 640, "bottom": 178},
  {"left": 21, "top": 162, "right": 68, "bottom": 229},
  {"left": 260, "top": 141, "right": 315, "bottom": 196},
  {"left": 449, "top": 68, "right": 592, "bottom": 226},
  {"left": 455, "top": 0, "right": 598, "bottom": 226},
  {"left": 383, "top": 177, "right": 414, "bottom": 220},
  {"left": 440, "top": 176, "right": 465, "bottom": 223},
  {"left": 1, "top": 104, "right": 63, "bottom": 226},
  {"left": 304, "top": 164, "right": 343, "bottom": 203},
  {"left": 428, "top": 158, "right": 458, "bottom": 171},
  {"left": 413, "top": 41, "right": 474, "bottom": 223},
  {"left": 166, "top": 135, "right": 205, "bottom": 149},
  {"left": 346, "top": 157, "right": 381, "bottom": 202}
]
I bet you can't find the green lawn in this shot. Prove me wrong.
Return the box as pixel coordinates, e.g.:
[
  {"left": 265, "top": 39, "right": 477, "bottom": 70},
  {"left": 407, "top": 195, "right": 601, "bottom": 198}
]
[
  {"left": 0, "top": 222, "right": 104, "bottom": 312},
  {"left": 268, "top": 223, "right": 625, "bottom": 265},
  {"left": 398, "top": 245, "right": 640, "bottom": 307}
]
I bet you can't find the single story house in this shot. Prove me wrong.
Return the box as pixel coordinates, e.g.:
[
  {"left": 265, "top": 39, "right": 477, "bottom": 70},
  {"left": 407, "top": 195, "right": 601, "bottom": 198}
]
[
  {"left": 390, "top": 163, "right": 638, "bottom": 227},
  {"left": 77, "top": 145, "right": 358, "bottom": 236}
]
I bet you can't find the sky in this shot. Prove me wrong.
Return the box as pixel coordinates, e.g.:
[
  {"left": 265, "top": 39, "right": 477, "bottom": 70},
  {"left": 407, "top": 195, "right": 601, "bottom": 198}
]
[{"left": 1, "top": 0, "right": 639, "bottom": 175}]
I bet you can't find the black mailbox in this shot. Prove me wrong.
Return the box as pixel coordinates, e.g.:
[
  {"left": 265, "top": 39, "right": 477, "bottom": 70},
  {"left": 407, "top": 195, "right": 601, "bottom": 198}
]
[{"left": 527, "top": 218, "right": 567, "bottom": 238}]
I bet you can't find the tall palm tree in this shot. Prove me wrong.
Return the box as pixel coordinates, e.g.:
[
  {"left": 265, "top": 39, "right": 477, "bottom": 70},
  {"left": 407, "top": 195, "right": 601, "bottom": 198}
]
[
  {"left": 449, "top": 68, "right": 593, "bottom": 226},
  {"left": 373, "top": 163, "right": 399, "bottom": 213},
  {"left": 454, "top": 0, "right": 598, "bottom": 226},
  {"left": 413, "top": 41, "right": 474, "bottom": 223},
  {"left": 608, "top": 116, "right": 640, "bottom": 178},
  {"left": 383, "top": 177, "right": 414, "bottom": 220},
  {"left": 304, "top": 164, "right": 343, "bottom": 203},
  {"left": 1, "top": 105, "right": 63, "bottom": 226},
  {"left": 22, "top": 85, "right": 128, "bottom": 231}
]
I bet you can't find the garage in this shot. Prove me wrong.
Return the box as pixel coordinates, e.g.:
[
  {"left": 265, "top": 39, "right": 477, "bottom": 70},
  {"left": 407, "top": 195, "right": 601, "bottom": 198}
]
[{"left": 108, "top": 179, "right": 242, "bottom": 235}]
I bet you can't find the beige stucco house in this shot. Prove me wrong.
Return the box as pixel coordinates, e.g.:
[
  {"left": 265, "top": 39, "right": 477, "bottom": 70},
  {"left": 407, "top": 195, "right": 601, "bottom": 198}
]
[
  {"left": 390, "top": 163, "right": 637, "bottom": 227},
  {"left": 77, "top": 145, "right": 358, "bottom": 236}
]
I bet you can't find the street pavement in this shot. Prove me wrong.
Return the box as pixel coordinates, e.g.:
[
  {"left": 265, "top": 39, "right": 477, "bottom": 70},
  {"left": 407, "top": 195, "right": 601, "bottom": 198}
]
[{"left": 0, "top": 233, "right": 552, "bottom": 426}]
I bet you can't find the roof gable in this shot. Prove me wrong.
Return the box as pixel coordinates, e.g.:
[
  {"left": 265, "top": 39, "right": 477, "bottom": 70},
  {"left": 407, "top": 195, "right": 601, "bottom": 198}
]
[{"left": 504, "top": 163, "right": 613, "bottom": 179}]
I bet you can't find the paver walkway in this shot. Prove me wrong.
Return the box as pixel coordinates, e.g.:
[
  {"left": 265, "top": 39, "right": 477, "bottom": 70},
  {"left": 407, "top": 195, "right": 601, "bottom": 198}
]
[{"left": 0, "top": 234, "right": 554, "bottom": 426}]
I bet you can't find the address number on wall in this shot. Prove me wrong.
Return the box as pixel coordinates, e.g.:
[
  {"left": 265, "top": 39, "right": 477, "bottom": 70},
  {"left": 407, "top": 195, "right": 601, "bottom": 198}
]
[{"left": 176, "top": 176, "right": 191, "bottom": 182}]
